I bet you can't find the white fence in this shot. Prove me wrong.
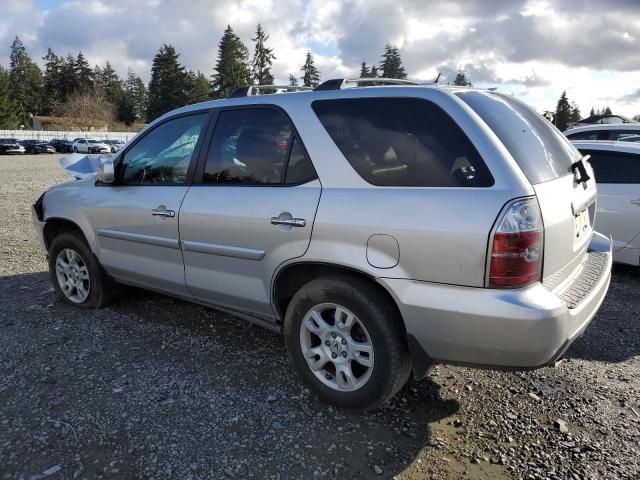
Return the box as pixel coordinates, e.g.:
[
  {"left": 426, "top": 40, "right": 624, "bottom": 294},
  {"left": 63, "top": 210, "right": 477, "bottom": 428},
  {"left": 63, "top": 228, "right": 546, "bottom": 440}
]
[{"left": 0, "top": 130, "right": 137, "bottom": 142}]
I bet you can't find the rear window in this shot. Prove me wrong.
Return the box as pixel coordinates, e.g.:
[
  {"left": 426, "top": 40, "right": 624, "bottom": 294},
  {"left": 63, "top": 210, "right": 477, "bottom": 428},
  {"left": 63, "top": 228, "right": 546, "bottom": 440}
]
[
  {"left": 312, "top": 97, "right": 493, "bottom": 187},
  {"left": 579, "top": 149, "right": 640, "bottom": 184},
  {"left": 566, "top": 130, "right": 603, "bottom": 141},
  {"left": 457, "top": 91, "right": 581, "bottom": 184}
]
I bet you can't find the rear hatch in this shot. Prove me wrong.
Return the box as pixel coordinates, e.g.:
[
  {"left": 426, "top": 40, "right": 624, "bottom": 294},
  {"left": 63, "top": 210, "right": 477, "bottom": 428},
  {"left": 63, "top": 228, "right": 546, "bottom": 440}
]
[{"left": 457, "top": 91, "right": 597, "bottom": 284}]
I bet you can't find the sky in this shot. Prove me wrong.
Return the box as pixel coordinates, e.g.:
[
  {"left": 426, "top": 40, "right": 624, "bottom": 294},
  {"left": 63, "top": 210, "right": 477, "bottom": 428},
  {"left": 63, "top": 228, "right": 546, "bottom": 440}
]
[{"left": 1, "top": 0, "right": 639, "bottom": 117}]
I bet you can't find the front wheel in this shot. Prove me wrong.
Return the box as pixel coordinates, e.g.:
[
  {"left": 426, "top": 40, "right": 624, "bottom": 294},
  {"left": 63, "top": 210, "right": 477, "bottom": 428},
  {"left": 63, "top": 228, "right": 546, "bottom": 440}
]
[
  {"left": 284, "top": 275, "right": 411, "bottom": 411},
  {"left": 48, "top": 232, "right": 118, "bottom": 308},
  {"left": 73, "top": 147, "right": 78, "bottom": 153}
]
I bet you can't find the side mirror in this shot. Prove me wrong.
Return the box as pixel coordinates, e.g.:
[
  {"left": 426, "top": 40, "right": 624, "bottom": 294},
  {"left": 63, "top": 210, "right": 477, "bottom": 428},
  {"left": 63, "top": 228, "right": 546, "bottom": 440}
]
[{"left": 97, "top": 155, "right": 115, "bottom": 184}]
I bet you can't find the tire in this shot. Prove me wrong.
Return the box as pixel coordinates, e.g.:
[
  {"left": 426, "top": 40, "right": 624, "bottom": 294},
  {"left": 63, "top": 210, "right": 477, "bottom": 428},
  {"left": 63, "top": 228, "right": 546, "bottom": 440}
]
[
  {"left": 48, "top": 231, "right": 118, "bottom": 308},
  {"left": 73, "top": 147, "right": 78, "bottom": 153},
  {"left": 284, "top": 274, "right": 411, "bottom": 411}
]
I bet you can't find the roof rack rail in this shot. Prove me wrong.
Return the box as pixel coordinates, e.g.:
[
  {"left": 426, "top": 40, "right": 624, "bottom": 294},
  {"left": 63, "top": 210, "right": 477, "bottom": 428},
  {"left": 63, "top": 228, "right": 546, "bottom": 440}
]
[
  {"left": 314, "top": 77, "right": 422, "bottom": 91},
  {"left": 229, "top": 84, "right": 312, "bottom": 98}
]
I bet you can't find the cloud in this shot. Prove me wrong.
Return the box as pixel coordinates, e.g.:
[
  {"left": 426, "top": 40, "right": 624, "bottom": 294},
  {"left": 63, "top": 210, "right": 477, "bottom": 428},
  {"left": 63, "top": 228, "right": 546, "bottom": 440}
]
[{"left": 0, "top": 0, "right": 637, "bottom": 115}]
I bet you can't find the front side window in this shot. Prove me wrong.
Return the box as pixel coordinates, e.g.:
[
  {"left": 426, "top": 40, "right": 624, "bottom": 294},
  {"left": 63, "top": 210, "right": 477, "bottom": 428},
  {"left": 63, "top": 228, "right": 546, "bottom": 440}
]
[
  {"left": 567, "top": 130, "right": 601, "bottom": 140},
  {"left": 610, "top": 131, "right": 640, "bottom": 142},
  {"left": 118, "top": 113, "right": 207, "bottom": 185},
  {"left": 581, "top": 149, "right": 640, "bottom": 183},
  {"left": 312, "top": 97, "right": 493, "bottom": 187},
  {"left": 203, "top": 108, "right": 315, "bottom": 185}
]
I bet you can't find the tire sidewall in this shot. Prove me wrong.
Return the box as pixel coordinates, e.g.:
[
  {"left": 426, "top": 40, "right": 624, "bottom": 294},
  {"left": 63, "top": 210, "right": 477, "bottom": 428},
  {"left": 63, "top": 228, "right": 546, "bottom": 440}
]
[
  {"left": 48, "top": 233, "right": 103, "bottom": 309},
  {"left": 284, "top": 277, "right": 404, "bottom": 410}
]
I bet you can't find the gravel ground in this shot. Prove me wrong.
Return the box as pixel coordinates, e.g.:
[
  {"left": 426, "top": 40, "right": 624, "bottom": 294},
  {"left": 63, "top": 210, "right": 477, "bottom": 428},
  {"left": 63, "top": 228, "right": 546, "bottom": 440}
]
[{"left": 0, "top": 155, "right": 638, "bottom": 480}]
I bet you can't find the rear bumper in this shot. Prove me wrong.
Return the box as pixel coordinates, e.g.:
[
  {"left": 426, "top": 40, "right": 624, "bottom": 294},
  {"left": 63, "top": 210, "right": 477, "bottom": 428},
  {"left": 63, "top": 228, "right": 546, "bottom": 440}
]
[{"left": 379, "top": 232, "right": 612, "bottom": 371}]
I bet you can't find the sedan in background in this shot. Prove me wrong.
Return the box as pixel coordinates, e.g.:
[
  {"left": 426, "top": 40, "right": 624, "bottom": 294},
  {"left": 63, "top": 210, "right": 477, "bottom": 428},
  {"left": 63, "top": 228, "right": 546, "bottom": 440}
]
[
  {"left": 568, "top": 114, "right": 635, "bottom": 130},
  {"left": 20, "top": 140, "right": 56, "bottom": 154},
  {"left": 50, "top": 139, "right": 74, "bottom": 153},
  {"left": 0, "top": 138, "right": 26, "bottom": 155},
  {"left": 565, "top": 123, "right": 640, "bottom": 142},
  {"left": 101, "top": 139, "right": 126, "bottom": 153},
  {"left": 573, "top": 141, "right": 640, "bottom": 266},
  {"left": 72, "top": 138, "right": 111, "bottom": 154}
]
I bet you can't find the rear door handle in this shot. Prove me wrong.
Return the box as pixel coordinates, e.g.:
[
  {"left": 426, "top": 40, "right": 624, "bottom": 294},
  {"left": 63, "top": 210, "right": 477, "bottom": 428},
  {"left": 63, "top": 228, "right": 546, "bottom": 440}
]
[
  {"left": 631, "top": 199, "right": 640, "bottom": 206},
  {"left": 270, "top": 217, "right": 306, "bottom": 227},
  {"left": 152, "top": 208, "right": 176, "bottom": 217}
]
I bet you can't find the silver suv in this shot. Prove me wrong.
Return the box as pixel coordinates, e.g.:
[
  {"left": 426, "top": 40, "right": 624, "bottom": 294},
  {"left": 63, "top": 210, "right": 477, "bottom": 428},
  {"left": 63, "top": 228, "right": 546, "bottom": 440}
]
[{"left": 33, "top": 80, "right": 613, "bottom": 410}]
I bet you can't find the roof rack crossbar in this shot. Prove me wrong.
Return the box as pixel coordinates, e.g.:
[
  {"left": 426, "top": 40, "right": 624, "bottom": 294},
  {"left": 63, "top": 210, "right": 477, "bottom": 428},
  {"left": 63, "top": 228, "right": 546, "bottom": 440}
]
[
  {"left": 229, "top": 85, "right": 313, "bottom": 98},
  {"left": 314, "top": 77, "right": 423, "bottom": 91}
]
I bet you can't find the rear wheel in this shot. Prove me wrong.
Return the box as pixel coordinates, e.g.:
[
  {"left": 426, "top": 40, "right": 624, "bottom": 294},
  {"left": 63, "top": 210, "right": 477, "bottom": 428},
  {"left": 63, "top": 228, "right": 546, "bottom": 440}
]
[
  {"left": 73, "top": 146, "right": 78, "bottom": 153},
  {"left": 284, "top": 274, "right": 411, "bottom": 410},
  {"left": 48, "top": 232, "right": 118, "bottom": 308}
]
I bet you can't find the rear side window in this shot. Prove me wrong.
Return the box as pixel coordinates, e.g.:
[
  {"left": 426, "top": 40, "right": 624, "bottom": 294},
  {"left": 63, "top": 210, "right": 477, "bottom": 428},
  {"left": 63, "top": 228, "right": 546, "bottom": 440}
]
[
  {"left": 312, "top": 97, "right": 493, "bottom": 187},
  {"left": 566, "top": 130, "right": 604, "bottom": 141},
  {"left": 609, "top": 130, "right": 640, "bottom": 142},
  {"left": 580, "top": 149, "right": 640, "bottom": 183},
  {"left": 204, "top": 108, "right": 316, "bottom": 185},
  {"left": 457, "top": 91, "right": 581, "bottom": 184}
]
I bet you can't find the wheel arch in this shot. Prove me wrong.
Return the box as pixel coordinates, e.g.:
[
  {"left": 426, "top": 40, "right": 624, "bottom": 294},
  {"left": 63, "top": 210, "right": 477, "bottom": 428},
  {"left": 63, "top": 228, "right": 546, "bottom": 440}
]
[{"left": 43, "top": 217, "right": 91, "bottom": 252}]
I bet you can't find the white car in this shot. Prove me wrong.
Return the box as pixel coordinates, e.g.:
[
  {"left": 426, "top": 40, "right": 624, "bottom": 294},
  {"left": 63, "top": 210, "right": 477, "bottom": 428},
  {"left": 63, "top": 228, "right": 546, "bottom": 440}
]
[
  {"left": 72, "top": 138, "right": 111, "bottom": 154},
  {"left": 573, "top": 141, "right": 640, "bottom": 265},
  {"left": 565, "top": 123, "right": 640, "bottom": 142}
]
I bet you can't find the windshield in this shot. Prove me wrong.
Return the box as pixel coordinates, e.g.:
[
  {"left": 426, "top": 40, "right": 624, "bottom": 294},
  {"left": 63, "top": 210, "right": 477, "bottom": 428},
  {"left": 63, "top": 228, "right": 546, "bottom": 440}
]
[{"left": 456, "top": 91, "right": 581, "bottom": 184}]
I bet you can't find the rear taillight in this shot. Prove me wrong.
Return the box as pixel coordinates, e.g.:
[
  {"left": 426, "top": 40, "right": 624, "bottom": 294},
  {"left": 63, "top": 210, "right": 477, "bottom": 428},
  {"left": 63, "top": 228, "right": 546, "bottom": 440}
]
[{"left": 489, "top": 197, "right": 543, "bottom": 288}]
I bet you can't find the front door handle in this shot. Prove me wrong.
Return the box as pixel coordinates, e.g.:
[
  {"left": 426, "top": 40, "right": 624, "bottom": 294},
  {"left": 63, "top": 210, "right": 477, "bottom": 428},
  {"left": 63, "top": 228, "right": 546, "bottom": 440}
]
[
  {"left": 270, "top": 217, "right": 306, "bottom": 227},
  {"left": 152, "top": 208, "right": 176, "bottom": 218},
  {"left": 631, "top": 199, "right": 640, "bottom": 206}
]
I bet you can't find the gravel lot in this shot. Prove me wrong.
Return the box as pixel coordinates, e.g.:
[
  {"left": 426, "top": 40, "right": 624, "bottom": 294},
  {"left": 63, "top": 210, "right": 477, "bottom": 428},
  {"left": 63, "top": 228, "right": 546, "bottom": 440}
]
[{"left": 1, "top": 155, "right": 639, "bottom": 480}]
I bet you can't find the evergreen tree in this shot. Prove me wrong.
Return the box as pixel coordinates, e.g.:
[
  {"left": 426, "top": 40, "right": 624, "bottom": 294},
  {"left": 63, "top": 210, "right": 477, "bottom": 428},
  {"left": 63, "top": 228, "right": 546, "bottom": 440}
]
[
  {"left": 289, "top": 74, "right": 298, "bottom": 86},
  {"left": 212, "top": 25, "right": 251, "bottom": 98},
  {"left": 0, "top": 66, "right": 18, "bottom": 128},
  {"left": 554, "top": 91, "right": 572, "bottom": 131},
  {"left": 251, "top": 24, "right": 275, "bottom": 85},
  {"left": 42, "top": 48, "right": 63, "bottom": 111},
  {"left": 300, "top": 51, "right": 320, "bottom": 87},
  {"left": 75, "top": 52, "right": 94, "bottom": 92},
  {"left": 569, "top": 101, "right": 581, "bottom": 123},
  {"left": 9, "top": 36, "right": 44, "bottom": 121},
  {"left": 589, "top": 107, "right": 595, "bottom": 116},
  {"left": 360, "top": 62, "right": 370, "bottom": 78},
  {"left": 604, "top": 106, "right": 612, "bottom": 115},
  {"left": 453, "top": 71, "right": 472, "bottom": 86},
  {"left": 369, "top": 65, "right": 379, "bottom": 77},
  {"left": 95, "top": 62, "right": 124, "bottom": 106},
  {"left": 187, "top": 70, "right": 211, "bottom": 104},
  {"left": 60, "top": 54, "right": 79, "bottom": 101},
  {"left": 379, "top": 43, "right": 407, "bottom": 79},
  {"left": 124, "top": 69, "right": 148, "bottom": 121},
  {"left": 147, "top": 44, "right": 190, "bottom": 121}
]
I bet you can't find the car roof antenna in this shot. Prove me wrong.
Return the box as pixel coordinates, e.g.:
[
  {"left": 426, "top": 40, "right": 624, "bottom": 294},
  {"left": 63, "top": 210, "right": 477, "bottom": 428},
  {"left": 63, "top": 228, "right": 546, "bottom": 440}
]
[{"left": 433, "top": 72, "right": 441, "bottom": 84}]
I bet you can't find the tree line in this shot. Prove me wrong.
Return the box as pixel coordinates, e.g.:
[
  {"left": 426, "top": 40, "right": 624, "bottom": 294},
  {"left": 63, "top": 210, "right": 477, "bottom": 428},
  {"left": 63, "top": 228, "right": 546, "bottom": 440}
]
[{"left": 2, "top": 24, "right": 632, "bottom": 131}]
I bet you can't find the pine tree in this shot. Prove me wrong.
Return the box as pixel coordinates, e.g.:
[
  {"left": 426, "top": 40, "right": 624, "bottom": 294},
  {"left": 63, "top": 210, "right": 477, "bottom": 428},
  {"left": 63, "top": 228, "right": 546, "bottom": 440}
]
[
  {"left": 604, "top": 106, "right": 612, "bottom": 115},
  {"left": 589, "top": 107, "right": 595, "bottom": 116},
  {"left": 0, "top": 66, "right": 18, "bottom": 128},
  {"left": 187, "top": 70, "right": 211, "bottom": 104},
  {"left": 379, "top": 44, "right": 407, "bottom": 79},
  {"left": 124, "top": 69, "right": 148, "bottom": 121},
  {"left": 147, "top": 44, "right": 190, "bottom": 121},
  {"left": 360, "top": 62, "right": 370, "bottom": 78},
  {"left": 289, "top": 74, "right": 298, "bottom": 86},
  {"left": 453, "top": 71, "right": 472, "bottom": 86},
  {"left": 9, "top": 36, "right": 44, "bottom": 121},
  {"left": 369, "top": 65, "right": 379, "bottom": 77},
  {"left": 554, "top": 91, "right": 572, "bottom": 131},
  {"left": 212, "top": 25, "right": 251, "bottom": 98},
  {"left": 42, "top": 48, "right": 63, "bottom": 112},
  {"left": 301, "top": 51, "right": 320, "bottom": 87},
  {"left": 75, "top": 52, "right": 94, "bottom": 92},
  {"left": 60, "top": 54, "right": 78, "bottom": 101},
  {"left": 251, "top": 24, "right": 275, "bottom": 85},
  {"left": 569, "top": 101, "right": 581, "bottom": 123},
  {"left": 96, "top": 62, "right": 124, "bottom": 106}
]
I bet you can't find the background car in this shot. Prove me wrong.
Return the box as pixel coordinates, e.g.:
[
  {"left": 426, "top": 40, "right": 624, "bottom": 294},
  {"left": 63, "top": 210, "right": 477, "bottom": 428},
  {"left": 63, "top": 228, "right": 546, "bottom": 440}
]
[
  {"left": 50, "top": 139, "right": 74, "bottom": 153},
  {"left": 20, "top": 139, "right": 56, "bottom": 154},
  {"left": 572, "top": 140, "right": 640, "bottom": 266},
  {"left": 72, "top": 138, "right": 111, "bottom": 154},
  {"left": 101, "top": 139, "right": 125, "bottom": 153},
  {"left": 567, "top": 114, "right": 634, "bottom": 130},
  {"left": 0, "top": 138, "right": 26, "bottom": 155},
  {"left": 565, "top": 123, "right": 640, "bottom": 142}
]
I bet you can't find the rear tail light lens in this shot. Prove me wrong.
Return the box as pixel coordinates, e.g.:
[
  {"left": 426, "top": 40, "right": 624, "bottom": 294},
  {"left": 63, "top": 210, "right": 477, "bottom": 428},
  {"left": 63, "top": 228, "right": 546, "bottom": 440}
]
[{"left": 489, "top": 197, "right": 543, "bottom": 288}]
